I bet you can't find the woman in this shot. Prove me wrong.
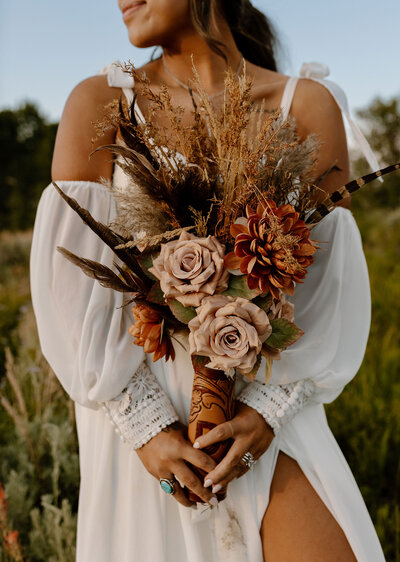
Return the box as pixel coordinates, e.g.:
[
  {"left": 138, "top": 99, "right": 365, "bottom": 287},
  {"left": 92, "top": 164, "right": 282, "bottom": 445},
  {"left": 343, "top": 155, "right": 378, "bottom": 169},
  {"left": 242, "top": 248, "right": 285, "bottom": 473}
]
[{"left": 30, "top": 0, "right": 385, "bottom": 560}]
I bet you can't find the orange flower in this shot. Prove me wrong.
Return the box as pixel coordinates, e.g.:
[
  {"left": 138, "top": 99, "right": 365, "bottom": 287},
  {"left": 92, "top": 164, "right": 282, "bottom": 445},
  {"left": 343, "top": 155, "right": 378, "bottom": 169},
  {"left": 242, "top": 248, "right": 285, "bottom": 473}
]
[
  {"left": 0, "top": 482, "right": 6, "bottom": 504},
  {"left": 129, "top": 303, "right": 175, "bottom": 362},
  {"left": 0, "top": 482, "right": 7, "bottom": 527},
  {"left": 3, "top": 530, "right": 19, "bottom": 545},
  {"left": 3, "top": 530, "right": 23, "bottom": 562},
  {"left": 225, "top": 200, "right": 317, "bottom": 299}
]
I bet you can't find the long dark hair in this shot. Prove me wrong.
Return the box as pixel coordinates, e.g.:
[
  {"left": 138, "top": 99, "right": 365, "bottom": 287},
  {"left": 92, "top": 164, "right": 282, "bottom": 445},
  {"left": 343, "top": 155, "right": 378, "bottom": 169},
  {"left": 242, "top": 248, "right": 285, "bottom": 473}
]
[{"left": 190, "top": 0, "right": 278, "bottom": 71}]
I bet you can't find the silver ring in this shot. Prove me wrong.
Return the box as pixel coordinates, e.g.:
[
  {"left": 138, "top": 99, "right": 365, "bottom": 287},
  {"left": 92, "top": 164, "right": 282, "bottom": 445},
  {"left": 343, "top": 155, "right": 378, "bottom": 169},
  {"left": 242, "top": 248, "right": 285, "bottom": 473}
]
[
  {"left": 159, "top": 477, "right": 177, "bottom": 495},
  {"left": 240, "top": 451, "right": 256, "bottom": 470}
]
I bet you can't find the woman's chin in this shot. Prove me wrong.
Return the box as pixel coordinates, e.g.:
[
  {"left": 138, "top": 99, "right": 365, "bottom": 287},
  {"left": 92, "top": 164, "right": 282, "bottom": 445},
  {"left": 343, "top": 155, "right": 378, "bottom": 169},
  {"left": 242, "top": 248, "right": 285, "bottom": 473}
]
[{"left": 126, "top": 29, "right": 159, "bottom": 49}]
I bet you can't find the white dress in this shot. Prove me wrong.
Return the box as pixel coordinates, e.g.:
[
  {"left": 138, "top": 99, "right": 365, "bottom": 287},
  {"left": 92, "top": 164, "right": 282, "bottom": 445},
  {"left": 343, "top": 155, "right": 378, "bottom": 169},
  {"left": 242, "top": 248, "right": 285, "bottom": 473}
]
[{"left": 30, "top": 61, "right": 385, "bottom": 561}]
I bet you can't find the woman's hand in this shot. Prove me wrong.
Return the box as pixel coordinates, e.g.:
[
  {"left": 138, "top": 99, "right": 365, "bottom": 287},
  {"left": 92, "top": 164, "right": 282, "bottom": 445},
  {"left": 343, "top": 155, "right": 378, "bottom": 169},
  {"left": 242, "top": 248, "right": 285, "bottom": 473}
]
[
  {"left": 136, "top": 422, "right": 219, "bottom": 508},
  {"left": 193, "top": 403, "right": 275, "bottom": 494}
]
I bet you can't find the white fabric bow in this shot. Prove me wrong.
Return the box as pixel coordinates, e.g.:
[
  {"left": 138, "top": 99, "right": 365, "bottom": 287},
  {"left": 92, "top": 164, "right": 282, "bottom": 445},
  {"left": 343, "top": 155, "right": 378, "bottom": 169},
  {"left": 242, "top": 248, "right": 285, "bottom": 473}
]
[
  {"left": 100, "top": 61, "right": 134, "bottom": 88},
  {"left": 300, "top": 62, "right": 330, "bottom": 80}
]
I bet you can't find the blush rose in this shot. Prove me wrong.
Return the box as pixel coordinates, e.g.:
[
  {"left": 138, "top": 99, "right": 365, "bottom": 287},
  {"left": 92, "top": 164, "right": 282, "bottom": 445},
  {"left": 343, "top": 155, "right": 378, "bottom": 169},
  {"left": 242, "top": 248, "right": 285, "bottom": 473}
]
[
  {"left": 188, "top": 295, "right": 272, "bottom": 376},
  {"left": 149, "top": 231, "right": 229, "bottom": 307}
]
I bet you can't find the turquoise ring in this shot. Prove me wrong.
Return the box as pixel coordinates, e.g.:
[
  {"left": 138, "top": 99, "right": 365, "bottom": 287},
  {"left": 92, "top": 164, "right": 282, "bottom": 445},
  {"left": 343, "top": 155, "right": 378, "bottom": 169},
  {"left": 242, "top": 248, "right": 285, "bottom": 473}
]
[{"left": 160, "top": 477, "right": 176, "bottom": 495}]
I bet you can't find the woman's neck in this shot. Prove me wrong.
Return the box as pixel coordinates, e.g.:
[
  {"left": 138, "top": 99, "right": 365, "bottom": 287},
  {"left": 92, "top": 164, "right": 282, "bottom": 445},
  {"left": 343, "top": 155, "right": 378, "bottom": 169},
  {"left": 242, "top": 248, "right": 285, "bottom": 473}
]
[{"left": 160, "top": 18, "right": 243, "bottom": 95}]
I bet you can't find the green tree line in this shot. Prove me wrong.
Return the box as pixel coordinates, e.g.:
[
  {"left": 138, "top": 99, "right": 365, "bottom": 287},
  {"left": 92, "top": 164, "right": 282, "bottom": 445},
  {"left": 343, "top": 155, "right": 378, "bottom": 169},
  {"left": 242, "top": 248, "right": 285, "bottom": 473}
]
[{"left": 0, "top": 104, "right": 57, "bottom": 231}]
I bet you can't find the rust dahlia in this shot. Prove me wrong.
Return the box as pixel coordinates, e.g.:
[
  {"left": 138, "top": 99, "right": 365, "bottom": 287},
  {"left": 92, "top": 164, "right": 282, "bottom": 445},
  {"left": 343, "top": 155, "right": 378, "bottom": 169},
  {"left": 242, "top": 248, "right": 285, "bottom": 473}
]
[
  {"left": 129, "top": 303, "right": 175, "bottom": 362},
  {"left": 224, "top": 200, "right": 317, "bottom": 299}
]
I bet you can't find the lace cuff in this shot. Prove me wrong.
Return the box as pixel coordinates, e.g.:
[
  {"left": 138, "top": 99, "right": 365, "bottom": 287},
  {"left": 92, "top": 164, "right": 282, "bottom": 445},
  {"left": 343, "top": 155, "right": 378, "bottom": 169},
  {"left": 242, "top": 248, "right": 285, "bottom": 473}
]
[
  {"left": 102, "top": 361, "right": 179, "bottom": 450},
  {"left": 237, "top": 379, "right": 315, "bottom": 435}
]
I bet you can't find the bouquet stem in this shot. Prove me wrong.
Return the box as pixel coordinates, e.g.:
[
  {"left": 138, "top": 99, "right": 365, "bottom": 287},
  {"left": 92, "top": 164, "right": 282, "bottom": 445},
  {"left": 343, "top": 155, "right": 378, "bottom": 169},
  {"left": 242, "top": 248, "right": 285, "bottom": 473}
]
[{"left": 187, "top": 356, "right": 236, "bottom": 502}]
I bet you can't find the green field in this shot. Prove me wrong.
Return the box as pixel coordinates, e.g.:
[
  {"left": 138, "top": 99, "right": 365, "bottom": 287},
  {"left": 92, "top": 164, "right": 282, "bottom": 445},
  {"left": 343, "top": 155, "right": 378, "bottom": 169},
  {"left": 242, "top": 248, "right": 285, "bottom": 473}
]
[{"left": 0, "top": 192, "right": 399, "bottom": 560}]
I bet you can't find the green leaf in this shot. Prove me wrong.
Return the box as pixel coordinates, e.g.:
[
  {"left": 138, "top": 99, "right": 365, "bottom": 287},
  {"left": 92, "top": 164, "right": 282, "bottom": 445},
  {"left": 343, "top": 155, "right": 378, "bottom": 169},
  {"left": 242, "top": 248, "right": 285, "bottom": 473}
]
[
  {"left": 168, "top": 299, "right": 197, "bottom": 324},
  {"left": 261, "top": 344, "right": 281, "bottom": 361},
  {"left": 147, "top": 282, "right": 165, "bottom": 305},
  {"left": 191, "top": 355, "right": 210, "bottom": 369},
  {"left": 265, "top": 318, "right": 304, "bottom": 350},
  {"left": 137, "top": 252, "right": 158, "bottom": 281},
  {"left": 252, "top": 294, "right": 273, "bottom": 313},
  {"left": 222, "top": 275, "right": 260, "bottom": 299}
]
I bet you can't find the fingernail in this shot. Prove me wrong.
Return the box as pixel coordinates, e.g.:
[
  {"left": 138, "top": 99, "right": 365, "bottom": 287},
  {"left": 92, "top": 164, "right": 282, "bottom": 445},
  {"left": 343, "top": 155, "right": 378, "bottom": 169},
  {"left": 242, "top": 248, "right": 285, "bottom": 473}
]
[
  {"left": 193, "top": 441, "right": 200, "bottom": 449},
  {"left": 209, "top": 497, "right": 218, "bottom": 507},
  {"left": 204, "top": 478, "right": 213, "bottom": 488},
  {"left": 212, "top": 483, "right": 222, "bottom": 494}
]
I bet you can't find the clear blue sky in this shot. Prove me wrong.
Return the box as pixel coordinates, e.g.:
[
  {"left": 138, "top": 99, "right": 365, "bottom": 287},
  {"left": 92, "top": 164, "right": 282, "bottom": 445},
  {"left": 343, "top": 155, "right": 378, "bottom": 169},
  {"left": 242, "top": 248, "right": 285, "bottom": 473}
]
[{"left": 1, "top": 0, "right": 399, "bottom": 123}]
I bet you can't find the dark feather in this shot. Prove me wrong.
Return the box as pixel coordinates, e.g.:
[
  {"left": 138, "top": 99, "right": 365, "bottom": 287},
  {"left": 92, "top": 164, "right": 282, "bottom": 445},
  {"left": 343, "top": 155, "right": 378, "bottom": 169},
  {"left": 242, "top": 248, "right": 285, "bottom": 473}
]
[
  {"left": 52, "top": 181, "right": 150, "bottom": 291},
  {"left": 306, "top": 163, "right": 400, "bottom": 224},
  {"left": 57, "top": 247, "right": 142, "bottom": 294},
  {"left": 137, "top": 165, "right": 220, "bottom": 230},
  {"left": 118, "top": 94, "right": 160, "bottom": 170},
  {"left": 94, "top": 144, "right": 159, "bottom": 179},
  {"left": 89, "top": 96, "right": 160, "bottom": 172},
  {"left": 91, "top": 144, "right": 161, "bottom": 193}
]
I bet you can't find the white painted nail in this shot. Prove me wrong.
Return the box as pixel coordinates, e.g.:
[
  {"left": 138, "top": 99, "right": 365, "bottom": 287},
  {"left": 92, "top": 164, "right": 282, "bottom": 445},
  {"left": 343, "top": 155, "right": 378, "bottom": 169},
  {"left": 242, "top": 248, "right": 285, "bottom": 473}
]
[
  {"left": 193, "top": 441, "right": 200, "bottom": 449},
  {"left": 212, "top": 483, "right": 222, "bottom": 494},
  {"left": 209, "top": 497, "right": 218, "bottom": 507},
  {"left": 204, "top": 478, "right": 213, "bottom": 488}
]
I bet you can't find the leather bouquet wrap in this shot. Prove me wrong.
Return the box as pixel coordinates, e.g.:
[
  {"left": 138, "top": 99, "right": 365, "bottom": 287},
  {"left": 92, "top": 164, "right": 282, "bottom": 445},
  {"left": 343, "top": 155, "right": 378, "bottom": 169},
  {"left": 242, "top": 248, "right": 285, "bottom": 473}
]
[
  {"left": 187, "top": 356, "right": 236, "bottom": 502},
  {"left": 53, "top": 61, "right": 400, "bottom": 504}
]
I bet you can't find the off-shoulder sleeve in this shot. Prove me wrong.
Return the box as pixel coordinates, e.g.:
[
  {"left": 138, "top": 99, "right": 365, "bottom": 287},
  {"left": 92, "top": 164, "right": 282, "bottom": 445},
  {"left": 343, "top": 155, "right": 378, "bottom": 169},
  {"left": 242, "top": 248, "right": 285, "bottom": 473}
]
[
  {"left": 257, "top": 206, "right": 371, "bottom": 404},
  {"left": 30, "top": 180, "right": 150, "bottom": 408}
]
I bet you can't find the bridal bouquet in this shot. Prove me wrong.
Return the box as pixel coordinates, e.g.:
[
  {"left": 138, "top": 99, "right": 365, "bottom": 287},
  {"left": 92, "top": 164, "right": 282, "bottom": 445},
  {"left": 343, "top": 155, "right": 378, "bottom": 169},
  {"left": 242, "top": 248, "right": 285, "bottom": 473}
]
[{"left": 54, "top": 61, "right": 399, "bottom": 500}]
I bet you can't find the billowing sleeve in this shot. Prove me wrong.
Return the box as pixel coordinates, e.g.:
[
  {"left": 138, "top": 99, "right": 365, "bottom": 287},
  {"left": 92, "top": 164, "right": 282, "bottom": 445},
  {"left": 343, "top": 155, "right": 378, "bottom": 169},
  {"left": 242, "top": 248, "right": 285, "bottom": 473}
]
[
  {"left": 29, "top": 180, "right": 178, "bottom": 434},
  {"left": 237, "top": 206, "right": 371, "bottom": 430}
]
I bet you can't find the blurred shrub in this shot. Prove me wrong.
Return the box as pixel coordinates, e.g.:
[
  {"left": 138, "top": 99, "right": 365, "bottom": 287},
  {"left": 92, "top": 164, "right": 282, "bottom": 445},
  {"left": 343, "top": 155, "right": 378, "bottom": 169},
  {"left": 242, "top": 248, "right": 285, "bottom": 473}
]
[
  {"left": 0, "top": 302, "right": 78, "bottom": 561},
  {"left": 0, "top": 231, "right": 32, "bottom": 378}
]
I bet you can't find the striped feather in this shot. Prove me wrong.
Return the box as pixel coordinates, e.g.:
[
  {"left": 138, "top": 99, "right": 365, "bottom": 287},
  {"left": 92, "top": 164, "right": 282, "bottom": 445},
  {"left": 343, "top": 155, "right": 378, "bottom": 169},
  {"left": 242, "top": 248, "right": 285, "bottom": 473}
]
[
  {"left": 57, "top": 249, "right": 181, "bottom": 324},
  {"left": 306, "top": 163, "right": 400, "bottom": 224}
]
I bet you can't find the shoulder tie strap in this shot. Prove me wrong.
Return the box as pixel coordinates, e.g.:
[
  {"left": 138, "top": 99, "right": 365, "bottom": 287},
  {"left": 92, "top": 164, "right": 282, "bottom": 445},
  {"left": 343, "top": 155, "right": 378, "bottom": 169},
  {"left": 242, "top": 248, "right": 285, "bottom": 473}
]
[
  {"left": 280, "top": 76, "right": 299, "bottom": 123},
  {"left": 299, "top": 62, "right": 381, "bottom": 178},
  {"left": 98, "top": 60, "right": 146, "bottom": 124}
]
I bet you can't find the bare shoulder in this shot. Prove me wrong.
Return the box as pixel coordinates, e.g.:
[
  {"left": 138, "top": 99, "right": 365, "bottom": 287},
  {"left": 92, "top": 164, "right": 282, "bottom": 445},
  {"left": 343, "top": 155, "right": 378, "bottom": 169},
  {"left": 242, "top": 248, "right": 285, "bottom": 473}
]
[
  {"left": 251, "top": 65, "right": 343, "bottom": 140},
  {"left": 291, "top": 78, "right": 350, "bottom": 205},
  {"left": 52, "top": 74, "right": 123, "bottom": 183},
  {"left": 291, "top": 78, "right": 344, "bottom": 139}
]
